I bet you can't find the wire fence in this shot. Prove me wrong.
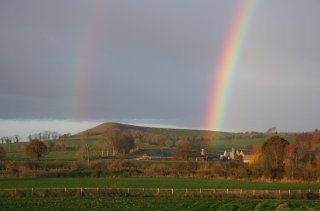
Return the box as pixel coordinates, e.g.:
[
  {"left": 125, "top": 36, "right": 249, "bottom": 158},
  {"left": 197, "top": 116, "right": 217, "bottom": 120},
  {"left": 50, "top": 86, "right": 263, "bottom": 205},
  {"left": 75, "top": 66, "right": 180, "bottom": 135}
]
[{"left": 0, "top": 187, "right": 320, "bottom": 199}]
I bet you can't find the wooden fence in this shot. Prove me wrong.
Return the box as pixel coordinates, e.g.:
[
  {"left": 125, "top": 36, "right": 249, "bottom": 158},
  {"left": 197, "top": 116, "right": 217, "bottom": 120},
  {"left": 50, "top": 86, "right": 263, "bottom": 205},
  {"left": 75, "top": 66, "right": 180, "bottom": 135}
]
[{"left": 0, "top": 187, "right": 319, "bottom": 199}]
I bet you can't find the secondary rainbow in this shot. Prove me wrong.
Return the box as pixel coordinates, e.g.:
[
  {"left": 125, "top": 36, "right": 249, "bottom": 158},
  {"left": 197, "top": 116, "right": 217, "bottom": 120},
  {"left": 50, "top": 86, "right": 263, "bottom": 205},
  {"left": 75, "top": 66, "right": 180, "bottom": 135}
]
[
  {"left": 205, "top": 0, "right": 258, "bottom": 131},
  {"left": 67, "top": 3, "right": 102, "bottom": 119}
]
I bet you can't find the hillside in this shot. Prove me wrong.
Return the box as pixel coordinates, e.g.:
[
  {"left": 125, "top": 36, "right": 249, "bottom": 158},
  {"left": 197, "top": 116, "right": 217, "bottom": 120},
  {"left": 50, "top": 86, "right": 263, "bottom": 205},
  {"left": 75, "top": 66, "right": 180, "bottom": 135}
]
[
  {"left": 74, "top": 122, "right": 227, "bottom": 138},
  {"left": 74, "top": 122, "right": 149, "bottom": 136}
]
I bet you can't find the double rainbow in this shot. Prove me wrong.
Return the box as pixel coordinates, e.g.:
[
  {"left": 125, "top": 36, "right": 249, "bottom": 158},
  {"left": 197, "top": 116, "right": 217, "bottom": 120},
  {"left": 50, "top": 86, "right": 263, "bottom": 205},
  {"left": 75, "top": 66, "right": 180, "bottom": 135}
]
[{"left": 204, "top": 0, "right": 258, "bottom": 131}]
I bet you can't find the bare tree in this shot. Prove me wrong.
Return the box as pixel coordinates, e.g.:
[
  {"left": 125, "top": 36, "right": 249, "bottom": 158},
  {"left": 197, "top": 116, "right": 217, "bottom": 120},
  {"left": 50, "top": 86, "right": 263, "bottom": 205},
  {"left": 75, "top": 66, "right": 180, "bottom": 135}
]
[
  {"left": 5, "top": 137, "right": 12, "bottom": 144},
  {"left": 77, "top": 143, "right": 94, "bottom": 165},
  {"left": 14, "top": 135, "right": 21, "bottom": 143},
  {"left": 0, "top": 137, "right": 5, "bottom": 144},
  {"left": 103, "top": 129, "right": 121, "bottom": 156}
]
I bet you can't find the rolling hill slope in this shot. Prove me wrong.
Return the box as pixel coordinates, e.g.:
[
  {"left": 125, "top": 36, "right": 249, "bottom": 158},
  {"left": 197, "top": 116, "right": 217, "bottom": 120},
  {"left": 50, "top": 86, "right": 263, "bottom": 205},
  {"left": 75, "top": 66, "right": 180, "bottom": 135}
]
[{"left": 74, "top": 122, "right": 228, "bottom": 138}]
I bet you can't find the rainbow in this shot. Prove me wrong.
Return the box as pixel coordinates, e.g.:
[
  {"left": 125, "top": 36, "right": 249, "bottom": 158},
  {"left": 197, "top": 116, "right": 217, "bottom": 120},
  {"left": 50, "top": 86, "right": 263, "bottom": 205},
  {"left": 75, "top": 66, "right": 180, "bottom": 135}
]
[
  {"left": 204, "top": 0, "right": 258, "bottom": 131},
  {"left": 67, "top": 3, "right": 101, "bottom": 119}
]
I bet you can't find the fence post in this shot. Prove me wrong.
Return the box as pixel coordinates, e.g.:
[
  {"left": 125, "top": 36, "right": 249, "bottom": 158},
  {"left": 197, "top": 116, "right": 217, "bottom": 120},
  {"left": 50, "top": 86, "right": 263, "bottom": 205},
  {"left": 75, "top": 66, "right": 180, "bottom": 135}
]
[
  {"left": 14, "top": 188, "right": 17, "bottom": 196},
  {"left": 185, "top": 188, "right": 188, "bottom": 196},
  {"left": 289, "top": 189, "right": 291, "bottom": 198},
  {"left": 81, "top": 187, "right": 83, "bottom": 196},
  {"left": 65, "top": 187, "right": 67, "bottom": 193},
  {"left": 279, "top": 190, "right": 281, "bottom": 199},
  {"left": 31, "top": 188, "right": 34, "bottom": 196},
  {"left": 157, "top": 188, "right": 160, "bottom": 195},
  {"left": 226, "top": 189, "right": 229, "bottom": 195},
  {"left": 142, "top": 188, "right": 145, "bottom": 194},
  {"left": 252, "top": 189, "right": 255, "bottom": 196},
  {"left": 200, "top": 188, "right": 202, "bottom": 195},
  {"left": 127, "top": 188, "right": 130, "bottom": 194},
  {"left": 172, "top": 188, "right": 174, "bottom": 196}
]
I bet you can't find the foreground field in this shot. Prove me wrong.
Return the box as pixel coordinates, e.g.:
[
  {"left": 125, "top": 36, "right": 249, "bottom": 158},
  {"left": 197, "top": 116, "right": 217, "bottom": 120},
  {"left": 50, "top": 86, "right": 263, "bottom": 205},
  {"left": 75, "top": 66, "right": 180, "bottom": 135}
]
[
  {"left": 1, "top": 177, "right": 320, "bottom": 190},
  {"left": 0, "top": 197, "right": 319, "bottom": 211},
  {"left": 1, "top": 178, "right": 320, "bottom": 210}
]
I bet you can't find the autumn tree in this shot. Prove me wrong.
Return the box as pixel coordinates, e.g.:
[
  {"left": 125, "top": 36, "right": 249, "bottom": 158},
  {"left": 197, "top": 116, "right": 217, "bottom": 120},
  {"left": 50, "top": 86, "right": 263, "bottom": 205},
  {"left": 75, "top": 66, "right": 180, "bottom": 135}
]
[
  {"left": 312, "top": 130, "right": 320, "bottom": 143},
  {"left": 294, "top": 133, "right": 314, "bottom": 149},
  {"left": 173, "top": 140, "right": 197, "bottom": 160},
  {"left": 285, "top": 132, "right": 320, "bottom": 180},
  {"left": 25, "top": 139, "right": 48, "bottom": 161},
  {"left": 261, "top": 136, "right": 289, "bottom": 178},
  {"left": 248, "top": 144, "right": 264, "bottom": 178}
]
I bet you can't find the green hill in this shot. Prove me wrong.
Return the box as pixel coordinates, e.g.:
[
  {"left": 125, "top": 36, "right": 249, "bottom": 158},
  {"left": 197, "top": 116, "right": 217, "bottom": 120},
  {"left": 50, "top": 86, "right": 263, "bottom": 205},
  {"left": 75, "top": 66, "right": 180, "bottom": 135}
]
[{"left": 74, "top": 122, "right": 224, "bottom": 137}]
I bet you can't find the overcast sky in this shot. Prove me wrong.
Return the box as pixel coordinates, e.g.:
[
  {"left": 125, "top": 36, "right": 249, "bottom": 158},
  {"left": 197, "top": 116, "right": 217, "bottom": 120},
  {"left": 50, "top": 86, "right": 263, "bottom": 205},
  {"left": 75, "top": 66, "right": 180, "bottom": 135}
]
[{"left": 1, "top": 0, "right": 320, "bottom": 138}]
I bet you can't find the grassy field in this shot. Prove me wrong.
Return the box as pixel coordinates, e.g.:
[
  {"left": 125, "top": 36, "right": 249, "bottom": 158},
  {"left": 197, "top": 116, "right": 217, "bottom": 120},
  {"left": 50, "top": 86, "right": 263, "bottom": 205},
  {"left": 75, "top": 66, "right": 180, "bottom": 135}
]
[
  {"left": 5, "top": 151, "right": 78, "bottom": 161},
  {"left": 0, "top": 197, "right": 319, "bottom": 210},
  {"left": 1, "top": 177, "right": 319, "bottom": 190}
]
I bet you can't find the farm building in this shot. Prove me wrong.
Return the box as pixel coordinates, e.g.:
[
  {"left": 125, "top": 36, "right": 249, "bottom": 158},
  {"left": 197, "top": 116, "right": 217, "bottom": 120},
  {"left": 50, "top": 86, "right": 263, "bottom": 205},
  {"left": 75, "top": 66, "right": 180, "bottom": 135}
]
[{"left": 220, "top": 147, "right": 253, "bottom": 163}]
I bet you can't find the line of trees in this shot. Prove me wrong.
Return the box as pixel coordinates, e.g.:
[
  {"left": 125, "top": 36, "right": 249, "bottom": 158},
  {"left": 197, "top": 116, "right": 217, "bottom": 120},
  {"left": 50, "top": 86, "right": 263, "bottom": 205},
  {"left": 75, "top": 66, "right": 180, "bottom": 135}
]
[
  {"left": 0, "top": 135, "right": 21, "bottom": 144},
  {"left": 1, "top": 131, "right": 64, "bottom": 144},
  {"left": 28, "top": 131, "right": 61, "bottom": 141}
]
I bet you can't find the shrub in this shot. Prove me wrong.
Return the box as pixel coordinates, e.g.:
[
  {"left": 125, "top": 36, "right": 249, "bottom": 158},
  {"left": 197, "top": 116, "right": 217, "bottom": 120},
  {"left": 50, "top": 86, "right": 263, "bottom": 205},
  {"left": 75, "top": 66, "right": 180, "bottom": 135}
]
[
  {"left": 146, "top": 164, "right": 171, "bottom": 176},
  {"left": 172, "top": 161, "right": 198, "bottom": 176}
]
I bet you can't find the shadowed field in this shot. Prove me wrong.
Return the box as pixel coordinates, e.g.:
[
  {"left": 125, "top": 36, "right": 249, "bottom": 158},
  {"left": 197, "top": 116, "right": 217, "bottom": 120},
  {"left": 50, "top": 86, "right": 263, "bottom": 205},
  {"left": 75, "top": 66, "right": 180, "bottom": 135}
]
[{"left": 0, "top": 197, "right": 319, "bottom": 211}]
